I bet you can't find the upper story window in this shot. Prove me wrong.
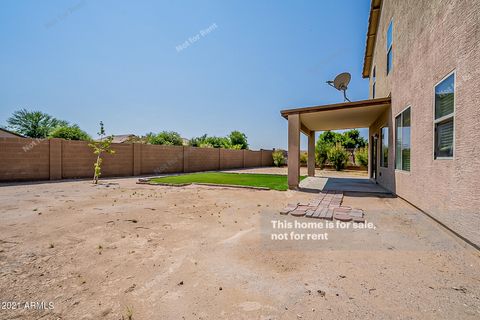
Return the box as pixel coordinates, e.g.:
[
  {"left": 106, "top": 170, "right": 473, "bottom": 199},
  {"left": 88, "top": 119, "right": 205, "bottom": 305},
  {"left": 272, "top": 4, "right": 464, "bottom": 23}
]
[
  {"left": 386, "top": 21, "right": 393, "bottom": 75},
  {"left": 395, "top": 107, "right": 411, "bottom": 171},
  {"left": 372, "top": 66, "right": 376, "bottom": 98},
  {"left": 434, "top": 72, "right": 455, "bottom": 159}
]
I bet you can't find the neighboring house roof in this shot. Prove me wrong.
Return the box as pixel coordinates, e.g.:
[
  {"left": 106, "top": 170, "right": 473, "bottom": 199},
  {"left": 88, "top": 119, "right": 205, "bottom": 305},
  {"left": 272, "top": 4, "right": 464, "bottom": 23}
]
[
  {"left": 99, "top": 134, "right": 139, "bottom": 143},
  {"left": 362, "top": 0, "right": 383, "bottom": 78},
  {"left": 0, "top": 128, "right": 25, "bottom": 138}
]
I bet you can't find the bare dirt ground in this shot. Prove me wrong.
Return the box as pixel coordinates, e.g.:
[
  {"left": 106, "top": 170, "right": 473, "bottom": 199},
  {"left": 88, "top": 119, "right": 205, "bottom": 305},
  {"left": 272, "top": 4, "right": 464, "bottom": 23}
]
[{"left": 0, "top": 176, "right": 479, "bottom": 319}]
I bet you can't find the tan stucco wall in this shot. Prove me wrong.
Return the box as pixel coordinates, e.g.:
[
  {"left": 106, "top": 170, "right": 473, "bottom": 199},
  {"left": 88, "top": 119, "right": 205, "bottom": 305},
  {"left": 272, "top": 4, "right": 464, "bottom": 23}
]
[{"left": 368, "top": 0, "right": 480, "bottom": 246}]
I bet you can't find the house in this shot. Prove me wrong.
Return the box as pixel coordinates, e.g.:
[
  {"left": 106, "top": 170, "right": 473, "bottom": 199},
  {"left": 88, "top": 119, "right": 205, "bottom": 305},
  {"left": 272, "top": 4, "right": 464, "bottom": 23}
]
[
  {"left": 0, "top": 128, "right": 25, "bottom": 138},
  {"left": 182, "top": 137, "right": 190, "bottom": 146},
  {"left": 281, "top": 0, "right": 480, "bottom": 246},
  {"left": 100, "top": 134, "right": 140, "bottom": 144}
]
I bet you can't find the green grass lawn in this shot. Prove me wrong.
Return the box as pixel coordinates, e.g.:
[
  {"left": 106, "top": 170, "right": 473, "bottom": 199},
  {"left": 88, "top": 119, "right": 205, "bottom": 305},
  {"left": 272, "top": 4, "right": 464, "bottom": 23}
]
[{"left": 148, "top": 172, "right": 306, "bottom": 191}]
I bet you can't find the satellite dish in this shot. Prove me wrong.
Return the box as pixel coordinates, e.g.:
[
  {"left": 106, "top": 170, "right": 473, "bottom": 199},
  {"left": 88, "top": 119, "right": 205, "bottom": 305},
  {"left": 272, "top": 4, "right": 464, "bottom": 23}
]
[{"left": 326, "top": 72, "right": 351, "bottom": 102}]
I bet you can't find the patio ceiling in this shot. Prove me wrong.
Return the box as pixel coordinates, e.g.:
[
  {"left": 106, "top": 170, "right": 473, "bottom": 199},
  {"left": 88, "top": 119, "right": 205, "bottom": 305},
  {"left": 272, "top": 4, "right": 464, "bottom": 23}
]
[{"left": 281, "top": 97, "right": 391, "bottom": 131}]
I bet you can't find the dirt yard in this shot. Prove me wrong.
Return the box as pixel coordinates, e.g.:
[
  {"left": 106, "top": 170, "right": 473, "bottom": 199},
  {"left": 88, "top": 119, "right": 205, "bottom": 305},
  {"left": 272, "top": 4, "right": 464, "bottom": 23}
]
[{"left": 0, "top": 177, "right": 479, "bottom": 319}]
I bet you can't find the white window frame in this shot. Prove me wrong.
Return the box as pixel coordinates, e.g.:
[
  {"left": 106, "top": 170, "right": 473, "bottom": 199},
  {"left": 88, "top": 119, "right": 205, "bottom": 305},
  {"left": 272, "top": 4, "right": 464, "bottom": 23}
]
[
  {"left": 395, "top": 106, "right": 411, "bottom": 172},
  {"left": 433, "top": 70, "right": 455, "bottom": 160}
]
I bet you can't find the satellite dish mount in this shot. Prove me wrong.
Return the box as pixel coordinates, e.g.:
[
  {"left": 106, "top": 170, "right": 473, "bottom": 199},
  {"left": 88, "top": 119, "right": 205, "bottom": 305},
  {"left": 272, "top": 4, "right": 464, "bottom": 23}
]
[{"left": 326, "top": 72, "right": 351, "bottom": 102}]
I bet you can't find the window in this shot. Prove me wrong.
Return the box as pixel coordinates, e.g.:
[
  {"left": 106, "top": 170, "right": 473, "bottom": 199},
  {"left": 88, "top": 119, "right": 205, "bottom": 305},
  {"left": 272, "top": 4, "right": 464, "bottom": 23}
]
[
  {"left": 386, "top": 21, "right": 393, "bottom": 74},
  {"left": 372, "top": 66, "right": 376, "bottom": 98},
  {"left": 434, "top": 72, "right": 455, "bottom": 159},
  {"left": 380, "top": 127, "right": 388, "bottom": 167},
  {"left": 395, "top": 107, "right": 411, "bottom": 171}
]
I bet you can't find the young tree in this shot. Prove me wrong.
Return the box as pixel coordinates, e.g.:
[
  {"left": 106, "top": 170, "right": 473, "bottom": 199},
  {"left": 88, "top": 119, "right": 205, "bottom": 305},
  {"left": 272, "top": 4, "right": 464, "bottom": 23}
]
[
  {"left": 88, "top": 122, "right": 115, "bottom": 184},
  {"left": 7, "top": 109, "right": 67, "bottom": 138}
]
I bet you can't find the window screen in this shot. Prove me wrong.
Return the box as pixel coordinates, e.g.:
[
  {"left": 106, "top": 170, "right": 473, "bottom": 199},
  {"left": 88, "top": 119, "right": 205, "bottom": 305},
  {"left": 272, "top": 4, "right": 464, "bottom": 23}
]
[
  {"left": 434, "top": 73, "right": 455, "bottom": 159},
  {"left": 395, "top": 107, "right": 411, "bottom": 171}
]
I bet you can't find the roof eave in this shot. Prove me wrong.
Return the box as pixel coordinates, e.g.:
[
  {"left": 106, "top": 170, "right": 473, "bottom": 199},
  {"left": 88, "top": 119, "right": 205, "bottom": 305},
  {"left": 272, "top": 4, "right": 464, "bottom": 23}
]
[{"left": 362, "top": 0, "right": 383, "bottom": 79}]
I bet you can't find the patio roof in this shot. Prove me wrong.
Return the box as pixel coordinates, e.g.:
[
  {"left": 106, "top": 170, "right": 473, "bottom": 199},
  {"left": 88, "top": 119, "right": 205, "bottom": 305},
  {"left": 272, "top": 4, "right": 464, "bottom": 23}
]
[{"left": 280, "top": 97, "right": 391, "bottom": 131}]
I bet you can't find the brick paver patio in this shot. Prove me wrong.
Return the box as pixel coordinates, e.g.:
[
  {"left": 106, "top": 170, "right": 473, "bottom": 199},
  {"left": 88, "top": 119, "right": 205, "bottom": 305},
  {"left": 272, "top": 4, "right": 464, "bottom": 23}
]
[{"left": 281, "top": 190, "right": 365, "bottom": 222}]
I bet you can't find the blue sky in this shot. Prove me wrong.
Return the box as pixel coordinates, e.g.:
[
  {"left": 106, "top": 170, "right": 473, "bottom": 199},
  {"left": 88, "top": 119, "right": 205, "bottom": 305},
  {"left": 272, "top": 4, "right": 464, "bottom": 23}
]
[{"left": 0, "top": 0, "right": 371, "bottom": 150}]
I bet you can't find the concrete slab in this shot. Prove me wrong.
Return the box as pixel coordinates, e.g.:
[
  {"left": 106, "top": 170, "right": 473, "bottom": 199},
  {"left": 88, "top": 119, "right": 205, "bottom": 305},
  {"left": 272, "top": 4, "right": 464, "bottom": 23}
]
[{"left": 300, "top": 176, "right": 390, "bottom": 194}]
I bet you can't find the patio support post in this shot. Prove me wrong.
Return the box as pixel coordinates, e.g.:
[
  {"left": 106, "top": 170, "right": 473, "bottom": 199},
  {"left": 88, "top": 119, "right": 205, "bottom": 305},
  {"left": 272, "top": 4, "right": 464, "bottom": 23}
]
[
  {"left": 288, "top": 114, "right": 300, "bottom": 189},
  {"left": 307, "top": 130, "right": 315, "bottom": 177}
]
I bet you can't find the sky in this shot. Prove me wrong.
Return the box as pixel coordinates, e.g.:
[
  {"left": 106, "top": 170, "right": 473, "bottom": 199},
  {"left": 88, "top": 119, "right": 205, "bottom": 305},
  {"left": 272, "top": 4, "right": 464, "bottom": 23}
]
[{"left": 0, "top": 0, "right": 371, "bottom": 150}]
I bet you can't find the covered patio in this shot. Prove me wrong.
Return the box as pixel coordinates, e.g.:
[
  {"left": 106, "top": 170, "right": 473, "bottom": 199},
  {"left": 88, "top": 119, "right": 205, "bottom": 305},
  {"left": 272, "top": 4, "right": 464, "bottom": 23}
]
[
  {"left": 299, "top": 176, "right": 390, "bottom": 193},
  {"left": 280, "top": 97, "right": 391, "bottom": 191}
]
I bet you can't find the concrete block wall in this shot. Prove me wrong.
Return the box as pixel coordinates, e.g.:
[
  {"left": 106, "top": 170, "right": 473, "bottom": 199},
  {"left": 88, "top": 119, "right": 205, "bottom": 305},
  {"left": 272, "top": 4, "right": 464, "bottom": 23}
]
[
  {"left": 62, "top": 140, "right": 97, "bottom": 179},
  {"left": 219, "top": 149, "right": 244, "bottom": 169},
  {"left": 0, "top": 138, "right": 50, "bottom": 181},
  {"left": 141, "top": 144, "right": 184, "bottom": 174},
  {"left": 261, "top": 150, "right": 274, "bottom": 167},
  {"left": 0, "top": 138, "right": 276, "bottom": 181},
  {"left": 184, "top": 147, "right": 220, "bottom": 172},
  {"left": 102, "top": 144, "right": 134, "bottom": 177},
  {"left": 49, "top": 138, "right": 62, "bottom": 180},
  {"left": 245, "top": 150, "right": 262, "bottom": 167}
]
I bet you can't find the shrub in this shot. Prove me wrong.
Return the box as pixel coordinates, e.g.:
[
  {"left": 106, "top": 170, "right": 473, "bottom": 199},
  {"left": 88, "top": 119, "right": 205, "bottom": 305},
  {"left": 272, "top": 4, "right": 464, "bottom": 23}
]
[
  {"left": 206, "top": 136, "right": 230, "bottom": 148},
  {"left": 228, "top": 144, "right": 243, "bottom": 150},
  {"left": 272, "top": 150, "right": 285, "bottom": 167},
  {"left": 327, "top": 143, "right": 349, "bottom": 171},
  {"left": 355, "top": 147, "right": 369, "bottom": 168},
  {"left": 315, "top": 142, "right": 331, "bottom": 169},
  {"left": 199, "top": 142, "right": 214, "bottom": 148},
  {"left": 315, "top": 130, "right": 368, "bottom": 167},
  {"left": 190, "top": 131, "right": 249, "bottom": 149},
  {"left": 299, "top": 152, "right": 308, "bottom": 165},
  {"left": 146, "top": 131, "right": 183, "bottom": 146},
  {"left": 189, "top": 134, "right": 207, "bottom": 147},
  {"left": 49, "top": 124, "right": 91, "bottom": 141}
]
